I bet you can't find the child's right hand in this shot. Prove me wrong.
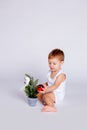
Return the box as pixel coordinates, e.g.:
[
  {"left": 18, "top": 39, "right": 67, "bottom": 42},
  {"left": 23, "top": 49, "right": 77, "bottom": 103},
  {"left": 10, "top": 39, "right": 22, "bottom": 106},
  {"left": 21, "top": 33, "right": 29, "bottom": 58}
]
[
  {"left": 37, "top": 83, "right": 48, "bottom": 94},
  {"left": 43, "top": 82, "right": 48, "bottom": 89},
  {"left": 37, "top": 84, "right": 45, "bottom": 92}
]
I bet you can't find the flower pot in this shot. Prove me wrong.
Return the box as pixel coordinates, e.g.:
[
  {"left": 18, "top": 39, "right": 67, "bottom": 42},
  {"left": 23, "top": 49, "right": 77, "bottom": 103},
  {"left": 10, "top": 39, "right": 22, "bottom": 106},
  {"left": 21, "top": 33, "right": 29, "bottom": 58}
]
[{"left": 28, "top": 97, "right": 38, "bottom": 107}]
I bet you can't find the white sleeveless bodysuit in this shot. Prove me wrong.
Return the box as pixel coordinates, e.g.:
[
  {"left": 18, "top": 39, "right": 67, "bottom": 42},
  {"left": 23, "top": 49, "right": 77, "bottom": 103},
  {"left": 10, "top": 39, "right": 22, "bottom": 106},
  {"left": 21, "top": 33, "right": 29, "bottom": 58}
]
[{"left": 47, "top": 69, "right": 66, "bottom": 104}]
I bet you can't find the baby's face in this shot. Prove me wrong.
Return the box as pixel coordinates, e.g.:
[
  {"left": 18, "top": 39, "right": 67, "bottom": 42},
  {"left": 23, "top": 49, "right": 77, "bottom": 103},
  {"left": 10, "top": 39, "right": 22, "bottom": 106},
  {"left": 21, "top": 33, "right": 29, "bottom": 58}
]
[{"left": 48, "top": 57, "right": 63, "bottom": 72}]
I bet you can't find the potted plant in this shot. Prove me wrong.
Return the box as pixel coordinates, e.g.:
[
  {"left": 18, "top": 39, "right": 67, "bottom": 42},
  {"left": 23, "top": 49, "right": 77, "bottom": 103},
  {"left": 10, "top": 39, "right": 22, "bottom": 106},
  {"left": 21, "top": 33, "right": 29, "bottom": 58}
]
[{"left": 24, "top": 74, "right": 39, "bottom": 106}]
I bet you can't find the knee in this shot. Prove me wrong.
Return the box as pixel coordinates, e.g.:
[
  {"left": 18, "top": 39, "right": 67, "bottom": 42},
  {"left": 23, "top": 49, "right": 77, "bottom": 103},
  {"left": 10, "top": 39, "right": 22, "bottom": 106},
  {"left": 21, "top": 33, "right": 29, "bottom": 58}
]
[{"left": 42, "top": 94, "right": 46, "bottom": 100}]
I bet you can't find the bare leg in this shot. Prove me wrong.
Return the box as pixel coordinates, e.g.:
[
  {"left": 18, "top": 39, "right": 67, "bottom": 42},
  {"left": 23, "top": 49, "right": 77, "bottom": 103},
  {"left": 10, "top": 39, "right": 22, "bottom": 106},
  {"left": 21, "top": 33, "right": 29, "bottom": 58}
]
[
  {"left": 37, "top": 93, "right": 44, "bottom": 104},
  {"left": 42, "top": 92, "right": 55, "bottom": 106},
  {"left": 41, "top": 92, "right": 57, "bottom": 112}
]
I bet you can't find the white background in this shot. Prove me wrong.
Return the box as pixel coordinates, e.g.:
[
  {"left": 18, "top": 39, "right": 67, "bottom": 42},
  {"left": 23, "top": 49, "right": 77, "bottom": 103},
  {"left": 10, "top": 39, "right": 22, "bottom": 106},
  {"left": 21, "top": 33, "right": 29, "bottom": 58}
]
[{"left": 0, "top": 0, "right": 87, "bottom": 130}]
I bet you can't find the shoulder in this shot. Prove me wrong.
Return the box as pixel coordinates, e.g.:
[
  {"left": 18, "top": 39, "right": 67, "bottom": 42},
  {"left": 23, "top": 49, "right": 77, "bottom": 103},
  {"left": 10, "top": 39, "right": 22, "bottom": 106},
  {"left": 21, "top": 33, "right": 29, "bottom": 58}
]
[
  {"left": 57, "top": 73, "right": 66, "bottom": 80},
  {"left": 56, "top": 70, "right": 66, "bottom": 82}
]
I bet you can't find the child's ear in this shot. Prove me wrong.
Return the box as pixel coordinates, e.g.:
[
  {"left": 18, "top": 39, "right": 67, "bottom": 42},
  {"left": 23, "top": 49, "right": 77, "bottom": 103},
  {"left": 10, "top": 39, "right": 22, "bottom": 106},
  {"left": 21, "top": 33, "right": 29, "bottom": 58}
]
[{"left": 61, "top": 61, "right": 64, "bottom": 65}]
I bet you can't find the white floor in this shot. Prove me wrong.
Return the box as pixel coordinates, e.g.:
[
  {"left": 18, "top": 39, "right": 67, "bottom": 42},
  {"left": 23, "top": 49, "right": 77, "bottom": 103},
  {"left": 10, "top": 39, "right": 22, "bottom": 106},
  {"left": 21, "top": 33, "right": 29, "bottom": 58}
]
[{"left": 0, "top": 80, "right": 87, "bottom": 130}]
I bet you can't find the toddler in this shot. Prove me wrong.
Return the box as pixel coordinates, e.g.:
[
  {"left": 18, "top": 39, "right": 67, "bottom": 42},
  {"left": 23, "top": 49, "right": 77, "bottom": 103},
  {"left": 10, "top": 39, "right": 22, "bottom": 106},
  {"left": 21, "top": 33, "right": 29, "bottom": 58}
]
[{"left": 37, "top": 48, "right": 66, "bottom": 112}]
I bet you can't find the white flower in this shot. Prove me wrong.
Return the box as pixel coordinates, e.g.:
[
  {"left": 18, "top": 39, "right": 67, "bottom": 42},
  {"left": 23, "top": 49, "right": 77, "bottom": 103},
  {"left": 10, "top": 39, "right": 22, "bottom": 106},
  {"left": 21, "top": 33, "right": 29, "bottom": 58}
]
[{"left": 24, "top": 76, "right": 30, "bottom": 85}]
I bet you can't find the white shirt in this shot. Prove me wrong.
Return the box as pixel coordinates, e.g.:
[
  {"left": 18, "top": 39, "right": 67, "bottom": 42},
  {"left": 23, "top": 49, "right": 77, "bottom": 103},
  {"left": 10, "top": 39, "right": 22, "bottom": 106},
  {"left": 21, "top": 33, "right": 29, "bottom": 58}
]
[{"left": 47, "top": 69, "right": 66, "bottom": 103}]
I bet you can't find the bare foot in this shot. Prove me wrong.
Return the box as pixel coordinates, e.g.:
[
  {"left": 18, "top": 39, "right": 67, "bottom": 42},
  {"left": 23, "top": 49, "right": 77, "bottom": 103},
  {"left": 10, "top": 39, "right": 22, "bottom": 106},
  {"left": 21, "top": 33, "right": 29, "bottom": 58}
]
[{"left": 41, "top": 105, "right": 57, "bottom": 112}]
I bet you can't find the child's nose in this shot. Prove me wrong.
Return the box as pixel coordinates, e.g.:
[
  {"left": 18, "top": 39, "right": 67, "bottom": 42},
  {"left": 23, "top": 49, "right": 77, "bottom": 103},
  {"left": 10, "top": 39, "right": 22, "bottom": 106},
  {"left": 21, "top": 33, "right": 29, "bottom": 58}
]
[{"left": 51, "top": 64, "right": 53, "bottom": 67}]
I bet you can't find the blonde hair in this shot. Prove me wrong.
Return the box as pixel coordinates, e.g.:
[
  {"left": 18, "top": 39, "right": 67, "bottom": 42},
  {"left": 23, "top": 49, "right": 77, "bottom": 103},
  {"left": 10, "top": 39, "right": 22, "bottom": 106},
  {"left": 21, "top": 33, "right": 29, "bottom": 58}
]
[{"left": 48, "top": 48, "right": 65, "bottom": 61}]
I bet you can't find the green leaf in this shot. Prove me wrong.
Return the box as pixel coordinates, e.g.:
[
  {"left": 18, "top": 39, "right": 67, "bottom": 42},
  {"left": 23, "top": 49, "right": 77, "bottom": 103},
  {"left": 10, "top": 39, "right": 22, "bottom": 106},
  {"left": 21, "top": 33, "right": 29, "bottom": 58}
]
[
  {"left": 24, "top": 74, "right": 39, "bottom": 98},
  {"left": 25, "top": 74, "right": 31, "bottom": 79},
  {"left": 33, "top": 79, "right": 39, "bottom": 87}
]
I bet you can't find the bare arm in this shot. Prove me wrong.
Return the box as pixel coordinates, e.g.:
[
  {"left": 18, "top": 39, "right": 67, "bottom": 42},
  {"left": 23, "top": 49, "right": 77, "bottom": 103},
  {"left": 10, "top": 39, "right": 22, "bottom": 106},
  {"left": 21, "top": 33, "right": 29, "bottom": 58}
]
[{"left": 44, "top": 73, "right": 66, "bottom": 93}]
